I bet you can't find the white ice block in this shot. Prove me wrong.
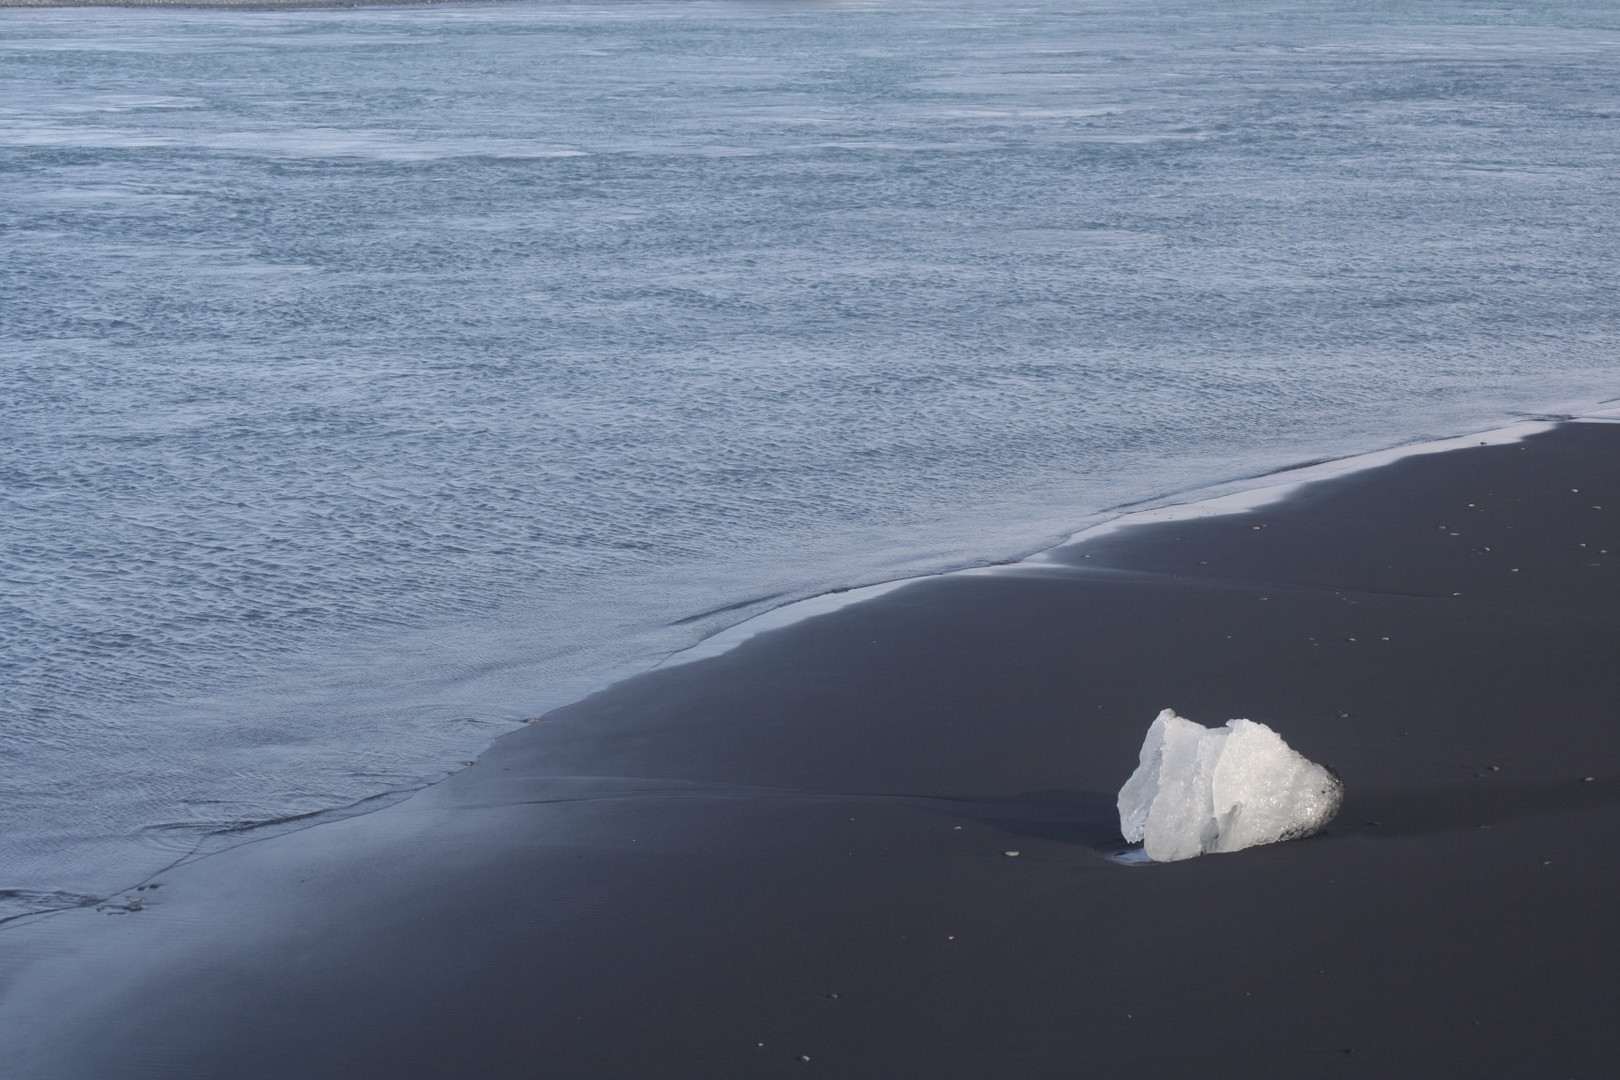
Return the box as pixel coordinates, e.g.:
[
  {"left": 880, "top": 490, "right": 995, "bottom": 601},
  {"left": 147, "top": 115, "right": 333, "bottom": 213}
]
[{"left": 1118, "top": 709, "right": 1342, "bottom": 862}]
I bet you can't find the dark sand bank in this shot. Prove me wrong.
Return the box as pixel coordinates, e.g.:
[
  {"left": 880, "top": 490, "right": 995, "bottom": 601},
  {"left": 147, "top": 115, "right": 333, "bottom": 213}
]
[{"left": 3, "top": 422, "right": 1618, "bottom": 1079}]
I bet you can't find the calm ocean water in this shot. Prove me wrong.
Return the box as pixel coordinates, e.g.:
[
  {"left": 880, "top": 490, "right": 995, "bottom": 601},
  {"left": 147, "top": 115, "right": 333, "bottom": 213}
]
[{"left": 3, "top": 0, "right": 1618, "bottom": 918}]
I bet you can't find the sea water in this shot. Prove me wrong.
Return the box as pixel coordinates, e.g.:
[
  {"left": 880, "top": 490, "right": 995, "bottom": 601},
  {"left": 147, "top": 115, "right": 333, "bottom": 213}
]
[{"left": 3, "top": 0, "right": 1618, "bottom": 918}]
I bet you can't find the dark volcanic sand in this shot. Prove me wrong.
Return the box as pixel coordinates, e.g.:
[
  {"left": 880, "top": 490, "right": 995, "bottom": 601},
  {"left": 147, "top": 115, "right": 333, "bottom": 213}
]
[{"left": 3, "top": 422, "right": 1618, "bottom": 1079}]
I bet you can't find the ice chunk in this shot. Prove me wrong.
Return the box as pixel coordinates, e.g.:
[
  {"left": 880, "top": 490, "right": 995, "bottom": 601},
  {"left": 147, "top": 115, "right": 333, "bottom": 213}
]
[
  {"left": 1117, "top": 709, "right": 1222, "bottom": 862},
  {"left": 1118, "top": 709, "right": 1342, "bottom": 862}
]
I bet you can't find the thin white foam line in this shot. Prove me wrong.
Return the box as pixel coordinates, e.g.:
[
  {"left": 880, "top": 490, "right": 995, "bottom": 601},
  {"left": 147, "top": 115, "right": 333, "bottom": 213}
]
[
  {"left": 1039, "top": 405, "right": 1620, "bottom": 556},
  {"left": 656, "top": 408, "right": 1618, "bottom": 671},
  {"left": 655, "top": 578, "right": 916, "bottom": 670},
  {"left": 1029, "top": 418, "right": 1558, "bottom": 557}
]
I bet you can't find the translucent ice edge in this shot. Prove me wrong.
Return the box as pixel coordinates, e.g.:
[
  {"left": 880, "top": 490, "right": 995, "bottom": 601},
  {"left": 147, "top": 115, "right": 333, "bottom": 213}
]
[{"left": 657, "top": 405, "right": 1619, "bottom": 672}]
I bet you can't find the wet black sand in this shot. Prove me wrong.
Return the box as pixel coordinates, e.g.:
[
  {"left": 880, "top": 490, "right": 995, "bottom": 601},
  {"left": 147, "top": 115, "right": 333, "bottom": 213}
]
[{"left": 3, "top": 421, "right": 1618, "bottom": 1078}]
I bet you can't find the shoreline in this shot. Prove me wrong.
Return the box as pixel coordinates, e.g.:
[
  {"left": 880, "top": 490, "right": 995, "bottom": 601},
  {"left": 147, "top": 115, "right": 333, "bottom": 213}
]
[
  {"left": 0, "top": 408, "right": 1610, "bottom": 930},
  {"left": 656, "top": 407, "right": 1619, "bottom": 674},
  {"left": 3, "top": 417, "right": 1617, "bottom": 1076}
]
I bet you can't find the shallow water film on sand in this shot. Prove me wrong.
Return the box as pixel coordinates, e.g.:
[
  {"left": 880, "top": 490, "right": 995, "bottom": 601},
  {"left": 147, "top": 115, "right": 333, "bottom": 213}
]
[{"left": 3, "top": 0, "right": 1619, "bottom": 916}]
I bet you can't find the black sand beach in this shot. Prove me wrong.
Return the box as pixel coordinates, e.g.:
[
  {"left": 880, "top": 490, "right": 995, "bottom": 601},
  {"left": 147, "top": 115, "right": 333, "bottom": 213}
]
[{"left": 3, "top": 421, "right": 1618, "bottom": 1078}]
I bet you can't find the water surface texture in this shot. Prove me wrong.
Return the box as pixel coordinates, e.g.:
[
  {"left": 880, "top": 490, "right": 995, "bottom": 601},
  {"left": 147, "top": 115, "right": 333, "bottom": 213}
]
[{"left": 3, "top": 0, "right": 1619, "bottom": 918}]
